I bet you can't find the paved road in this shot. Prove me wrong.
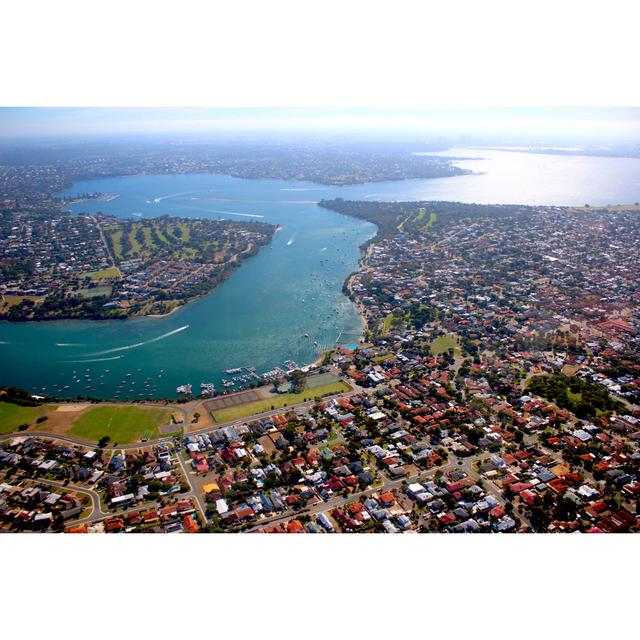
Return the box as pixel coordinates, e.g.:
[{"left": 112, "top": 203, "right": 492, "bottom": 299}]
[
  {"left": 7, "top": 443, "right": 208, "bottom": 527},
  {"left": 92, "top": 216, "right": 117, "bottom": 268},
  {"left": 174, "top": 449, "right": 208, "bottom": 522},
  {"left": 0, "top": 389, "right": 358, "bottom": 451},
  {"left": 243, "top": 456, "right": 482, "bottom": 532},
  {"left": 0, "top": 387, "right": 361, "bottom": 529},
  {"left": 242, "top": 449, "right": 536, "bottom": 533},
  {"left": 4, "top": 381, "right": 537, "bottom": 531},
  {"left": 458, "top": 457, "right": 532, "bottom": 529},
  {"left": 67, "top": 494, "right": 195, "bottom": 528},
  {"left": 2, "top": 413, "right": 533, "bottom": 532},
  {"left": 26, "top": 476, "right": 107, "bottom": 525}
]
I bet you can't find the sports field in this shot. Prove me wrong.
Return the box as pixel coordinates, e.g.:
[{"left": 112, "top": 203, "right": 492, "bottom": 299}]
[
  {"left": 0, "top": 401, "right": 44, "bottom": 434},
  {"left": 68, "top": 405, "right": 172, "bottom": 443},
  {"left": 77, "top": 285, "right": 112, "bottom": 298},
  {"left": 83, "top": 266, "right": 122, "bottom": 281},
  {"left": 306, "top": 372, "right": 341, "bottom": 388},
  {"left": 429, "top": 334, "right": 460, "bottom": 355},
  {"left": 210, "top": 378, "right": 350, "bottom": 423}
]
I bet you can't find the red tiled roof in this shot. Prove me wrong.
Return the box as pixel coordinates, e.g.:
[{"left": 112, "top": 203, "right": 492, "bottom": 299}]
[
  {"left": 287, "top": 519, "right": 305, "bottom": 533},
  {"left": 183, "top": 515, "right": 200, "bottom": 533}
]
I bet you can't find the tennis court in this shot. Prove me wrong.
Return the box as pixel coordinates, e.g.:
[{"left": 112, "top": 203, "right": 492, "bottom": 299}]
[{"left": 203, "top": 389, "right": 263, "bottom": 413}]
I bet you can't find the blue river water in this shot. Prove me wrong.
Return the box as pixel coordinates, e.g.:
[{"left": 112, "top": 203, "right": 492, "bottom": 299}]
[{"left": 1, "top": 147, "right": 639, "bottom": 399}]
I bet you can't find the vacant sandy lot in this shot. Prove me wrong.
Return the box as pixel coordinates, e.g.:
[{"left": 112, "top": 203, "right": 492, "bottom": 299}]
[{"left": 56, "top": 404, "right": 90, "bottom": 412}]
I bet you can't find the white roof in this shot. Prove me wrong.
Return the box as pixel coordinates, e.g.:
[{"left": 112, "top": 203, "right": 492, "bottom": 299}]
[
  {"left": 216, "top": 499, "right": 229, "bottom": 514},
  {"left": 111, "top": 493, "right": 135, "bottom": 504}
]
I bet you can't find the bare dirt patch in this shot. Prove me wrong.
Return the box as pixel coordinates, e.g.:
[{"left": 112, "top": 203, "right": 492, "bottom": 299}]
[
  {"left": 561, "top": 364, "right": 582, "bottom": 376},
  {"left": 185, "top": 408, "right": 215, "bottom": 433},
  {"left": 56, "top": 404, "right": 91, "bottom": 412},
  {"left": 23, "top": 404, "right": 94, "bottom": 436},
  {"left": 258, "top": 434, "right": 277, "bottom": 456}
]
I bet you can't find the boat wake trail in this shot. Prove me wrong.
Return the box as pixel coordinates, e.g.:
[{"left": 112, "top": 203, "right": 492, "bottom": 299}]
[
  {"left": 280, "top": 188, "right": 323, "bottom": 191},
  {"left": 152, "top": 191, "right": 196, "bottom": 203},
  {"left": 55, "top": 343, "right": 85, "bottom": 347},
  {"left": 153, "top": 189, "right": 222, "bottom": 203},
  {"left": 63, "top": 355, "right": 124, "bottom": 363},
  {"left": 86, "top": 325, "right": 190, "bottom": 356},
  {"left": 191, "top": 197, "right": 317, "bottom": 205},
  {"left": 179, "top": 204, "right": 264, "bottom": 219},
  {"left": 207, "top": 209, "right": 264, "bottom": 219}
]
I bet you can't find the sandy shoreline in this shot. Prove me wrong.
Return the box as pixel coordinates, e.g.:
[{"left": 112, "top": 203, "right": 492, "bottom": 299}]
[
  {"left": 144, "top": 304, "right": 183, "bottom": 319},
  {"left": 343, "top": 241, "right": 375, "bottom": 336}
]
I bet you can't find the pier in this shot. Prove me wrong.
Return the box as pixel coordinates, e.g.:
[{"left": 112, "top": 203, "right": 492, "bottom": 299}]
[{"left": 335, "top": 331, "right": 361, "bottom": 345}]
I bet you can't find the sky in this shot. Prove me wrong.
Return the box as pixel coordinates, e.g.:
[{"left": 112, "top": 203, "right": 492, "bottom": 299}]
[
  {"left": 1, "top": 107, "right": 639, "bottom": 145},
  {"left": 1, "top": 1, "right": 639, "bottom": 144}
]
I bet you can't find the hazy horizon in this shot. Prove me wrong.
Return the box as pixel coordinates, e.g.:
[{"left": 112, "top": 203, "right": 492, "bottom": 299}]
[{"left": 1, "top": 107, "right": 639, "bottom": 147}]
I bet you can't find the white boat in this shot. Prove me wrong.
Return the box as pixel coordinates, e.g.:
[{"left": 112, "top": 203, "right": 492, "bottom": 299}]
[{"left": 200, "top": 382, "right": 216, "bottom": 396}]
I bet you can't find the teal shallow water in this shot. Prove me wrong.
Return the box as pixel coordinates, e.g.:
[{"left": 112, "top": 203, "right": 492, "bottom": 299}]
[
  {"left": 0, "top": 174, "right": 377, "bottom": 399},
  {"left": 1, "top": 148, "right": 639, "bottom": 399}
]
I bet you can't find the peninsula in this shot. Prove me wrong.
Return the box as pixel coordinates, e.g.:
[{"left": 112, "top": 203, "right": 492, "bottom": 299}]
[
  {"left": 0, "top": 139, "right": 468, "bottom": 214},
  {"left": 0, "top": 211, "right": 275, "bottom": 320}
]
